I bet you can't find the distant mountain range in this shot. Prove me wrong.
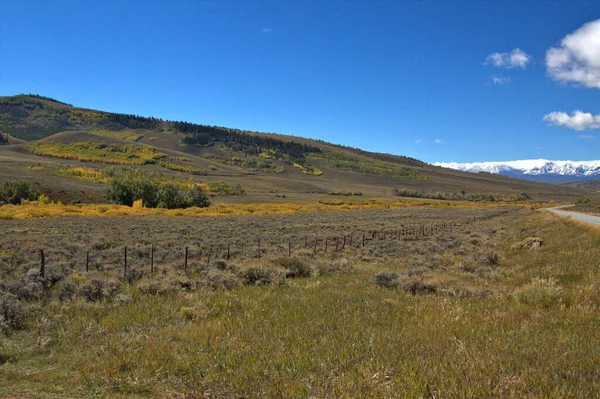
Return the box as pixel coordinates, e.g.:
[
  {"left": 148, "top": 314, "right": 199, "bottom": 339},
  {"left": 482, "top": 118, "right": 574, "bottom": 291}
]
[{"left": 435, "top": 159, "right": 600, "bottom": 184}]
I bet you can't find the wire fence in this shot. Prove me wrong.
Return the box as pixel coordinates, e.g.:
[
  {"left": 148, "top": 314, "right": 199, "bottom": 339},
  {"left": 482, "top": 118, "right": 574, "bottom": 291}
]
[{"left": 25, "top": 208, "right": 515, "bottom": 280}]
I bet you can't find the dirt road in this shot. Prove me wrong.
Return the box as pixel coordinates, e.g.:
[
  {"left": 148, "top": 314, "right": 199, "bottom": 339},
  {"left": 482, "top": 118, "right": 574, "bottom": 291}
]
[{"left": 546, "top": 205, "right": 600, "bottom": 225}]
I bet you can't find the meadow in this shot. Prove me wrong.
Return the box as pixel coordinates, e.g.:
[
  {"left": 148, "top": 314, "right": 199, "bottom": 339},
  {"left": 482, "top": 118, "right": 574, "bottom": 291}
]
[
  {"left": 0, "top": 197, "right": 537, "bottom": 219},
  {"left": 28, "top": 142, "right": 167, "bottom": 166},
  {"left": 1, "top": 204, "right": 599, "bottom": 398}
]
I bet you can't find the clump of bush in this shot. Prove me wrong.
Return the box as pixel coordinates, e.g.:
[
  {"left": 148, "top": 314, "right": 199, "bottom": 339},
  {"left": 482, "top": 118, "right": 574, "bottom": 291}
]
[
  {"left": 79, "top": 279, "right": 105, "bottom": 302},
  {"left": 106, "top": 176, "right": 210, "bottom": 209},
  {"left": 7, "top": 270, "right": 44, "bottom": 301},
  {"left": 315, "top": 259, "right": 355, "bottom": 276},
  {"left": 56, "top": 279, "right": 77, "bottom": 302},
  {"left": 78, "top": 279, "right": 121, "bottom": 302},
  {"left": 514, "top": 277, "right": 565, "bottom": 308},
  {"left": 479, "top": 251, "right": 501, "bottom": 266},
  {"left": 206, "top": 181, "right": 245, "bottom": 196},
  {"left": 274, "top": 257, "right": 312, "bottom": 278},
  {"left": 371, "top": 271, "right": 438, "bottom": 295},
  {"left": 403, "top": 280, "right": 437, "bottom": 295},
  {"left": 124, "top": 268, "right": 143, "bottom": 284},
  {"left": 392, "top": 188, "right": 530, "bottom": 202},
  {"left": 0, "top": 180, "right": 39, "bottom": 205},
  {"left": 0, "top": 293, "right": 28, "bottom": 333},
  {"left": 181, "top": 304, "right": 208, "bottom": 320},
  {"left": 371, "top": 271, "right": 401, "bottom": 288},
  {"left": 204, "top": 269, "right": 240, "bottom": 290},
  {"left": 239, "top": 263, "right": 285, "bottom": 286},
  {"left": 138, "top": 280, "right": 175, "bottom": 296}
]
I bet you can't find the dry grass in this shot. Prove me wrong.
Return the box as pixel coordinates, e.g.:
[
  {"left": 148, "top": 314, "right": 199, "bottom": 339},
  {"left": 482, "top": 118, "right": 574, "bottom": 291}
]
[
  {"left": 572, "top": 199, "right": 600, "bottom": 216},
  {"left": 0, "top": 198, "right": 548, "bottom": 219},
  {"left": 1, "top": 207, "right": 600, "bottom": 397},
  {"left": 89, "top": 129, "right": 144, "bottom": 142}
]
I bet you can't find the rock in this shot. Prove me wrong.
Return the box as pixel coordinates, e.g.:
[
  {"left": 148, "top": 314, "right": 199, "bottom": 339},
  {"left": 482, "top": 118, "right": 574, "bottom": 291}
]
[{"left": 511, "top": 237, "right": 544, "bottom": 251}]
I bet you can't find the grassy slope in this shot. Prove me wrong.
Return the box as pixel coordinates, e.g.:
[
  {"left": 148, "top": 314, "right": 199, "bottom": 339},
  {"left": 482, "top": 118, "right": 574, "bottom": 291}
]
[
  {"left": 1, "top": 208, "right": 599, "bottom": 397},
  {"left": 563, "top": 180, "right": 600, "bottom": 191},
  {"left": 0, "top": 94, "right": 597, "bottom": 204}
]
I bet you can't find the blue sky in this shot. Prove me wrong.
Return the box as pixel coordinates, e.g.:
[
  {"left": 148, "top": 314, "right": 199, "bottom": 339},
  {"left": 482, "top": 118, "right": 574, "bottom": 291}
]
[{"left": 1, "top": 1, "right": 600, "bottom": 163}]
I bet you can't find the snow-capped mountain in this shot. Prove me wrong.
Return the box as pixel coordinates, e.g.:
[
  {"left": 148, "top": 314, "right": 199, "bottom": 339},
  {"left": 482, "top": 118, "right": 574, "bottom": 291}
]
[{"left": 434, "top": 159, "right": 600, "bottom": 183}]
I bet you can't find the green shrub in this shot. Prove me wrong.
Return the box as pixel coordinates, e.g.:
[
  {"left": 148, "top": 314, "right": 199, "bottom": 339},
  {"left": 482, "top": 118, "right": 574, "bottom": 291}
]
[
  {"left": 79, "top": 279, "right": 105, "bottom": 302},
  {"left": 0, "top": 180, "right": 39, "bottom": 204},
  {"left": 56, "top": 280, "right": 77, "bottom": 302},
  {"left": 240, "top": 266, "right": 284, "bottom": 286},
  {"left": 181, "top": 185, "right": 210, "bottom": 208},
  {"left": 402, "top": 280, "right": 437, "bottom": 295},
  {"left": 124, "top": 268, "right": 143, "bottom": 284},
  {"left": 275, "top": 257, "right": 312, "bottom": 278},
  {"left": 0, "top": 293, "right": 27, "bottom": 332},
  {"left": 207, "top": 181, "right": 245, "bottom": 196},
  {"left": 106, "top": 176, "right": 210, "bottom": 209},
  {"left": 392, "top": 188, "right": 530, "bottom": 202},
  {"left": 204, "top": 269, "right": 240, "bottom": 290},
  {"left": 515, "top": 278, "right": 565, "bottom": 308},
  {"left": 315, "top": 260, "right": 355, "bottom": 276},
  {"left": 371, "top": 271, "right": 401, "bottom": 288}
]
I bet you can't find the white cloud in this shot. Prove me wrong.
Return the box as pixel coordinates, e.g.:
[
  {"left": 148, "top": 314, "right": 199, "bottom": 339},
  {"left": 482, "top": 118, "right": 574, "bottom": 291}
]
[
  {"left": 434, "top": 138, "right": 443, "bottom": 144},
  {"left": 546, "top": 19, "right": 600, "bottom": 88},
  {"left": 543, "top": 110, "right": 600, "bottom": 131},
  {"left": 491, "top": 75, "right": 511, "bottom": 85},
  {"left": 485, "top": 48, "right": 532, "bottom": 69},
  {"left": 262, "top": 27, "right": 273, "bottom": 33},
  {"left": 415, "top": 138, "right": 422, "bottom": 144},
  {"left": 580, "top": 134, "right": 595, "bottom": 139}
]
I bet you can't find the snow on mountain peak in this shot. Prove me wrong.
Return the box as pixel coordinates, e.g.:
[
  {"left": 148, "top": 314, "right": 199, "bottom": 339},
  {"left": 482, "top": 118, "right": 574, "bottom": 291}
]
[{"left": 434, "top": 159, "right": 600, "bottom": 177}]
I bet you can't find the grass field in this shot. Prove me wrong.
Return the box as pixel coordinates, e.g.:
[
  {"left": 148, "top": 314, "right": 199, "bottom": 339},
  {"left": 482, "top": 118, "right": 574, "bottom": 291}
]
[
  {"left": 572, "top": 198, "right": 600, "bottom": 216},
  {"left": 0, "top": 197, "right": 540, "bottom": 219},
  {"left": 1, "top": 206, "right": 600, "bottom": 397},
  {"left": 2, "top": 94, "right": 600, "bottom": 397}
]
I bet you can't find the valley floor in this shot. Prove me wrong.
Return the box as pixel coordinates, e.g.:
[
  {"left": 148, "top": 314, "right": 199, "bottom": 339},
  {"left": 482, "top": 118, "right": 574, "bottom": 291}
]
[{"left": 1, "top": 207, "right": 599, "bottom": 398}]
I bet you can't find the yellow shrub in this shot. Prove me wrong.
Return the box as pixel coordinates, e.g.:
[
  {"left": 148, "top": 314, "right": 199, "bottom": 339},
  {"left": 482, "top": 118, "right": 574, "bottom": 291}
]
[
  {"left": 0, "top": 197, "right": 554, "bottom": 219},
  {"left": 38, "top": 194, "right": 51, "bottom": 204}
]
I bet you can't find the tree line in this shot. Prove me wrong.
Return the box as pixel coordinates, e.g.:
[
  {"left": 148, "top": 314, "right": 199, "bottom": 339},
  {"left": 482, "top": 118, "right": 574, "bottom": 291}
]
[{"left": 175, "top": 122, "right": 321, "bottom": 160}]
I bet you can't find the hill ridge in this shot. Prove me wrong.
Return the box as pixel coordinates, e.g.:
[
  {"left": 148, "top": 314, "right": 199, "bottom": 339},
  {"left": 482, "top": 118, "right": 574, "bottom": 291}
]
[{"left": 1, "top": 94, "right": 599, "bottom": 204}]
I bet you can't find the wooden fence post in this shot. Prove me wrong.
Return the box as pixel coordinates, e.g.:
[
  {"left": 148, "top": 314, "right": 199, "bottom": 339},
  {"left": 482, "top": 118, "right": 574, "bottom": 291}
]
[
  {"left": 362, "top": 233, "right": 366, "bottom": 247},
  {"left": 150, "top": 245, "right": 154, "bottom": 274},
  {"left": 288, "top": 241, "right": 291, "bottom": 257},
  {"left": 124, "top": 246, "right": 128, "bottom": 278},
  {"left": 184, "top": 247, "right": 188, "bottom": 271},
  {"left": 324, "top": 239, "right": 328, "bottom": 254},
  {"left": 258, "top": 239, "right": 261, "bottom": 259},
  {"left": 86, "top": 251, "right": 89, "bottom": 273},
  {"left": 227, "top": 243, "right": 231, "bottom": 261},
  {"left": 39, "top": 249, "right": 45, "bottom": 279}
]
